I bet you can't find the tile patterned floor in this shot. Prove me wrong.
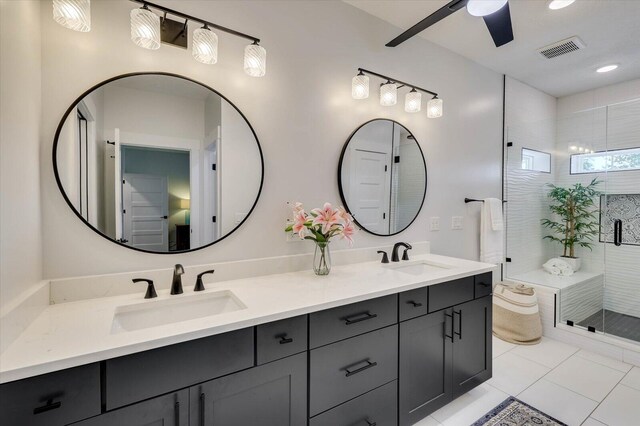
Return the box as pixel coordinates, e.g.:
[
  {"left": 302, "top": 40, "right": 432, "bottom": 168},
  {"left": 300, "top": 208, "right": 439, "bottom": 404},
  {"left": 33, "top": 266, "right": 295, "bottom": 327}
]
[
  {"left": 415, "top": 336, "right": 640, "bottom": 426},
  {"left": 577, "top": 309, "right": 640, "bottom": 343}
]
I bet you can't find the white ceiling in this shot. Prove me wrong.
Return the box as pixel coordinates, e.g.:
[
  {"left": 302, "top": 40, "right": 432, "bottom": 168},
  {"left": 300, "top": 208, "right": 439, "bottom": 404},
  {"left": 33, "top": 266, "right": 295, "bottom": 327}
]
[{"left": 345, "top": 0, "right": 640, "bottom": 97}]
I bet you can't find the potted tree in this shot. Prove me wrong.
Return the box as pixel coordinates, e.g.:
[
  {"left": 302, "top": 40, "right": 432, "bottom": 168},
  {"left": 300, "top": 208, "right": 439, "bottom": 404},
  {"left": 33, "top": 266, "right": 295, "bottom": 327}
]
[{"left": 541, "top": 178, "right": 601, "bottom": 271}]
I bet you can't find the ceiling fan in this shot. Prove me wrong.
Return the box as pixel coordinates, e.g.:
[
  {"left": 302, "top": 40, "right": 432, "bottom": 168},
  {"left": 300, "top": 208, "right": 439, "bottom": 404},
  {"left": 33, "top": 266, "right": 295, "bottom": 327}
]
[{"left": 386, "top": 0, "right": 514, "bottom": 48}]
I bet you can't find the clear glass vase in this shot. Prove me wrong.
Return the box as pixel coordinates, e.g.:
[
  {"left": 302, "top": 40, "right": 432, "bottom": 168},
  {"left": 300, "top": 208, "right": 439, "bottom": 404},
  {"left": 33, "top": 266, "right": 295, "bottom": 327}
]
[{"left": 313, "top": 241, "right": 331, "bottom": 275}]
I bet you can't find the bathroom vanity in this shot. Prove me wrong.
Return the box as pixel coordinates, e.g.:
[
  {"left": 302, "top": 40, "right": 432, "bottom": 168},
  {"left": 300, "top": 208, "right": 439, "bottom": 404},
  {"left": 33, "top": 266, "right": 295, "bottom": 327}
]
[{"left": 0, "top": 256, "right": 493, "bottom": 426}]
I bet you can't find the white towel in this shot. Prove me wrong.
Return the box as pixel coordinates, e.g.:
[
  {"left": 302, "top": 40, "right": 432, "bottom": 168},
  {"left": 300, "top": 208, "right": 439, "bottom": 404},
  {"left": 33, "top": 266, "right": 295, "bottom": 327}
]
[
  {"left": 480, "top": 198, "right": 504, "bottom": 264},
  {"left": 543, "top": 258, "right": 574, "bottom": 276}
]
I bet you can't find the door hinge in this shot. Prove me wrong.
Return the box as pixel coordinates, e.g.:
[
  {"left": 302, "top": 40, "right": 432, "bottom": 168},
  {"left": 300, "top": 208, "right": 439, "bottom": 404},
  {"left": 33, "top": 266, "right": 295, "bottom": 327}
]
[
  {"left": 383, "top": 213, "right": 386, "bottom": 219},
  {"left": 212, "top": 216, "right": 216, "bottom": 223},
  {"left": 384, "top": 165, "right": 388, "bottom": 172},
  {"left": 123, "top": 209, "right": 126, "bottom": 214},
  {"left": 505, "top": 257, "right": 512, "bottom": 262},
  {"left": 122, "top": 179, "right": 125, "bottom": 184},
  {"left": 394, "top": 156, "right": 400, "bottom": 163},
  {"left": 212, "top": 164, "right": 216, "bottom": 171},
  {"left": 507, "top": 142, "right": 513, "bottom": 147}
]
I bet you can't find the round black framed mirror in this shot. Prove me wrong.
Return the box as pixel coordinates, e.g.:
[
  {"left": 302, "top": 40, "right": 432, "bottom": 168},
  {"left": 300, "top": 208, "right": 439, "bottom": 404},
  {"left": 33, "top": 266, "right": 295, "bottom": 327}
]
[
  {"left": 53, "top": 72, "right": 264, "bottom": 254},
  {"left": 338, "top": 119, "right": 427, "bottom": 236}
]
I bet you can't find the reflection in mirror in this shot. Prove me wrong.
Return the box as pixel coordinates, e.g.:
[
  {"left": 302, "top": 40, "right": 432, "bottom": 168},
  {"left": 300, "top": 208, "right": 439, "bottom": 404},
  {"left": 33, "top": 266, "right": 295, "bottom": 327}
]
[
  {"left": 521, "top": 148, "right": 551, "bottom": 173},
  {"left": 55, "top": 74, "right": 263, "bottom": 253},
  {"left": 339, "top": 119, "right": 427, "bottom": 236}
]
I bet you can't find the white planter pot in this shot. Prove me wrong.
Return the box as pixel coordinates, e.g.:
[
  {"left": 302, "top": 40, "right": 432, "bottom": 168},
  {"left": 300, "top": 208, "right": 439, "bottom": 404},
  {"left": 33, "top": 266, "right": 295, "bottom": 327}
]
[{"left": 561, "top": 256, "right": 581, "bottom": 272}]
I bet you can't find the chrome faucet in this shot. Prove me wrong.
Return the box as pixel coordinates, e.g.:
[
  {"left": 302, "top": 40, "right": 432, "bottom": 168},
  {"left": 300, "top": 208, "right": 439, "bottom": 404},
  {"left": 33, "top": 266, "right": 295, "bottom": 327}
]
[
  {"left": 391, "top": 242, "right": 412, "bottom": 262},
  {"left": 171, "top": 264, "right": 185, "bottom": 295}
]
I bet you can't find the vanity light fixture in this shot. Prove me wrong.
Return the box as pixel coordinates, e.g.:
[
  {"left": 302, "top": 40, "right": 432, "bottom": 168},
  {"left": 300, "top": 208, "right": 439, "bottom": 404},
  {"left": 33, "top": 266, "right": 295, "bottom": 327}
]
[
  {"left": 352, "top": 68, "right": 442, "bottom": 117},
  {"left": 128, "top": 1, "right": 265, "bottom": 75},
  {"left": 244, "top": 42, "right": 267, "bottom": 77},
  {"left": 52, "top": 0, "right": 91, "bottom": 32},
  {"left": 548, "top": 0, "right": 576, "bottom": 10},
  {"left": 405, "top": 88, "right": 422, "bottom": 113},
  {"left": 352, "top": 70, "right": 370, "bottom": 99},
  {"left": 192, "top": 25, "right": 218, "bottom": 65},
  {"left": 130, "top": 4, "right": 161, "bottom": 50},
  {"left": 380, "top": 80, "right": 398, "bottom": 107}
]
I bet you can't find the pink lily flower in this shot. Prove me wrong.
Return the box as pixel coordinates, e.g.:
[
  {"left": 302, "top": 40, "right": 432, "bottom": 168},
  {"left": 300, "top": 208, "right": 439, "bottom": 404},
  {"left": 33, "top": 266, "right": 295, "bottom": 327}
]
[
  {"left": 312, "top": 203, "right": 341, "bottom": 234},
  {"left": 337, "top": 206, "right": 354, "bottom": 224},
  {"left": 341, "top": 220, "right": 355, "bottom": 246},
  {"left": 292, "top": 210, "right": 307, "bottom": 238},
  {"left": 292, "top": 202, "right": 304, "bottom": 214}
]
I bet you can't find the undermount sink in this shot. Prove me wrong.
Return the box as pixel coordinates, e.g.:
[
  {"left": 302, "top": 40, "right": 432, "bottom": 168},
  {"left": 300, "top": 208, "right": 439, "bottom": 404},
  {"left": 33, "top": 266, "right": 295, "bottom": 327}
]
[
  {"left": 384, "top": 260, "right": 453, "bottom": 276},
  {"left": 111, "top": 290, "right": 246, "bottom": 334}
]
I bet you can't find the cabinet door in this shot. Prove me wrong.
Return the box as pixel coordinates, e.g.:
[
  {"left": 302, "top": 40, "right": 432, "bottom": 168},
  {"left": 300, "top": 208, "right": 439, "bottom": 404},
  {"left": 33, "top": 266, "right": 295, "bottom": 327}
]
[
  {"left": 399, "top": 309, "right": 453, "bottom": 426},
  {"left": 189, "top": 352, "right": 307, "bottom": 426},
  {"left": 452, "top": 296, "right": 492, "bottom": 398},
  {"left": 70, "top": 389, "right": 188, "bottom": 426}
]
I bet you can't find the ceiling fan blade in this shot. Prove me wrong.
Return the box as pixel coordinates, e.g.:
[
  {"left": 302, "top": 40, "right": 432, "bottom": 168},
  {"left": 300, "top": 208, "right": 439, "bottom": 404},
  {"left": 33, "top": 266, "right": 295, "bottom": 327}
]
[
  {"left": 482, "top": 2, "right": 514, "bottom": 47},
  {"left": 386, "top": 0, "right": 468, "bottom": 47}
]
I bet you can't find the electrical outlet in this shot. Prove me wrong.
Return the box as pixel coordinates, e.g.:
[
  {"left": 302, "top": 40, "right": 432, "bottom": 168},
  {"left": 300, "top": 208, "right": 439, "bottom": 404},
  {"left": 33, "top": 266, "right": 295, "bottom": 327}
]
[
  {"left": 451, "top": 216, "right": 463, "bottom": 230},
  {"left": 430, "top": 217, "right": 440, "bottom": 231},
  {"left": 285, "top": 219, "right": 304, "bottom": 242}
]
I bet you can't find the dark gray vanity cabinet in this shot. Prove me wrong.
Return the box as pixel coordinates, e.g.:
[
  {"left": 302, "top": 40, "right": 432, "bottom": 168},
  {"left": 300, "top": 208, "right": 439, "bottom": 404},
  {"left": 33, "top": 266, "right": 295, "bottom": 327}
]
[
  {"left": 71, "top": 390, "right": 188, "bottom": 426},
  {"left": 399, "top": 309, "right": 453, "bottom": 426},
  {"left": 189, "top": 352, "right": 307, "bottom": 426}
]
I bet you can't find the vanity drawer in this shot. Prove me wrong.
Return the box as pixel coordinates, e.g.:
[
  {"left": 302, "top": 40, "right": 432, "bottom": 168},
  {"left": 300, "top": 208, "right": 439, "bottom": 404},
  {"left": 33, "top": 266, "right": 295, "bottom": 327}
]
[
  {"left": 475, "top": 272, "right": 493, "bottom": 298},
  {"left": 309, "top": 325, "right": 398, "bottom": 416},
  {"left": 310, "top": 380, "right": 397, "bottom": 426},
  {"left": 0, "top": 363, "right": 100, "bottom": 426},
  {"left": 399, "top": 287, "right": 428, "bottom": 321},
  {"left": 428, "top": 277, "right": 474, "bottom": 312},
  {"left": 256, "top": 315, "right": 308, "bottom": 365},
  {"left": 309, "top": 294, "right": 397, "bottom": 348},
  {"left": 105, "top": 327, "right": 253, "bottom": 410}
]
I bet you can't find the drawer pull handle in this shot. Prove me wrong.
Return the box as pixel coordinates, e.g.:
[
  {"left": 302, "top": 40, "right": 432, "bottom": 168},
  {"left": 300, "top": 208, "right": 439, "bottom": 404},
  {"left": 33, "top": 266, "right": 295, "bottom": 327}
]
[
  {"left": 200, "top": 393, "right": 205, "bottom": 426},
  {"left": 278, "top": 334, "right": 294, "bottom": 344},
  {"left": 478, "top": 282, "right": 491, "bottom": 287},
  {"left": 343, "top": 312, "right": 378, "bottom": 325},
  {"left": 444, "top": 313, "right": 454, "bottom": 342},
  {"left": 407, "top": 300, "right": 423, "bottom": 308},
  {"left": 345, "top": 360, "right": 378, "bottom": 377},
  {"left": 174, "top": 401, "right": 180, "bottom": 426},
  {"left": 33, "top": 399, "right": 61, "bottom": 415},
  {"left": 454, "top": 310, "right": 462, "bottom": 339}
]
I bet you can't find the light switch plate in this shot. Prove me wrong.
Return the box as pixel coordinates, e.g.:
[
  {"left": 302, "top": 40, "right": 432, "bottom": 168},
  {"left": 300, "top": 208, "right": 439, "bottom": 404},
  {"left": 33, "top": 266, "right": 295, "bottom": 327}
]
[
  {"left": 451, "top": 216, "right": 463, "bottom": 230},
  {"left": 430, "top": 217, "right": 440, "bottom": 231}
]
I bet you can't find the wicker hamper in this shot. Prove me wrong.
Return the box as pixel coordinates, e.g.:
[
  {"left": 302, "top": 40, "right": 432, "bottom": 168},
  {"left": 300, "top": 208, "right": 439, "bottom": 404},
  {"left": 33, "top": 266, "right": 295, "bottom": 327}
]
[{"left": 493, "top": 281, "right": 542, "bottom": 345}]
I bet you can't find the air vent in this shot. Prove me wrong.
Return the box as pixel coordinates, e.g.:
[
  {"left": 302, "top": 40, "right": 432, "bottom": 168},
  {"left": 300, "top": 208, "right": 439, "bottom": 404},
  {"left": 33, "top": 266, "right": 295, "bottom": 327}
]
[{"left": 538, "top": 36, "right": 585, "bottom": 59}]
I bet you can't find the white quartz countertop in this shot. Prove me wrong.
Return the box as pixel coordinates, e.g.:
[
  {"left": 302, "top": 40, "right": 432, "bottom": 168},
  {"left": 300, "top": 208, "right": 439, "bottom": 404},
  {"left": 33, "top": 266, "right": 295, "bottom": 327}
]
[{"left": 0, "top": 254, "right": 494, "bottom": 383}]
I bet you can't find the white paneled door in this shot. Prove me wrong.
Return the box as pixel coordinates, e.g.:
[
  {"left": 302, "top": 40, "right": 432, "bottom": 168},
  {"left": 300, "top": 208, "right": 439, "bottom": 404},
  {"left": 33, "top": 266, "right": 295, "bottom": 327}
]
[
  {"left": 122, "top": 173, "right": 168, "bottom": 252},
  {"left": 348, "top": 149, "right": 390, "bottom": 234}
]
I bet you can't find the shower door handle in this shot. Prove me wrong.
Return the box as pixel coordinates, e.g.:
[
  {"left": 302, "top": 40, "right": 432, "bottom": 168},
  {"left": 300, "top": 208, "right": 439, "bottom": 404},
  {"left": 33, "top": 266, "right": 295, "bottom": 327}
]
[{"left": 613, "top": 219, "right": 622, "bottom": 246}]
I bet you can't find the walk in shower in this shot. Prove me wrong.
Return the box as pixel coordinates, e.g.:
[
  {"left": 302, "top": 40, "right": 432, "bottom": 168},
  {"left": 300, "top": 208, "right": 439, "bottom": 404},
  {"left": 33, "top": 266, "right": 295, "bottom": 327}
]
[{"left": 504, "top": 97, "right": 640, "bottom": 345}]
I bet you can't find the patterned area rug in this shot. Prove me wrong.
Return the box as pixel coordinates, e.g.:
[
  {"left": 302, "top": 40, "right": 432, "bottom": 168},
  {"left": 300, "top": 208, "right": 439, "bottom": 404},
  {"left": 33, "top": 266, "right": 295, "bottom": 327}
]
[{"left": 472, "top": 397, "right": 567, "bottom": 425}]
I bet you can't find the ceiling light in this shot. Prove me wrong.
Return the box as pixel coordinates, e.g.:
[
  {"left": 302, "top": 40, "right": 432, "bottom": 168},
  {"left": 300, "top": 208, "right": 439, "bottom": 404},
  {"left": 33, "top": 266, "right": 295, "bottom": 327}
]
[
  {"left": 130, "top": 5, "right": 161, "bottom": 50},
  {"left": 192, "top": 25, "right": 218, "bottom": 65},
  {"left": 244, "top": 42, "right": 267, "bottom": 77},
  {"left": 405, "top": 89, "right": 422, "bottom": 113},
  {"left": 427, "top": 97, "right": 443, "bottom": 118},
  {"left": 380, "top": 81, "right": 397, "bottom": 106},
  {"left": 352, "top": 71, "right": 369, "bottom": 100},
  {"left": 596, "top": 64, "right": 618, "bottom": 73},
  {"left": 548, "top": 0, "right": 576, "bottom": 10},
  {"left": 467, "top": 0, "right": 508, "bottom": 17},
  {"left": 52, "top": 0, "right": 91, "bottom": 32}
]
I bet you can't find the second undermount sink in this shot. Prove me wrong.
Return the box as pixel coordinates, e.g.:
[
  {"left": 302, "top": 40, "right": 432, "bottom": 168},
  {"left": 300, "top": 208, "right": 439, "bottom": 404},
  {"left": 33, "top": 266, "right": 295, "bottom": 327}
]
[
  {"left": 384, "top": 259, "right": 454, "bottom": 276},
  {"left": 111, "top": 290, "right": 246, "bottom": 334}
]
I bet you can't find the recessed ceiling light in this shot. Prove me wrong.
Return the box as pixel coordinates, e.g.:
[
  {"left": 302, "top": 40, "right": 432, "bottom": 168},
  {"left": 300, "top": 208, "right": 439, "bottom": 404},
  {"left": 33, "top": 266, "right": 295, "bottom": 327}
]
[
  {"left": 548, "top": 0, "right": 576, "bottom": 10},
  {"left": 597, "top": 64, "right": 618, "bottom": 73}
]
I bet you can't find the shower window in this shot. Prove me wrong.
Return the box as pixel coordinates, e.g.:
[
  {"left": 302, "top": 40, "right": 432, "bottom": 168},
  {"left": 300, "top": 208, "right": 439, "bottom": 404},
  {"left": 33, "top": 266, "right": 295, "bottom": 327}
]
[{"left": 571, "top": 147, "right": 640, "bottom": 174}]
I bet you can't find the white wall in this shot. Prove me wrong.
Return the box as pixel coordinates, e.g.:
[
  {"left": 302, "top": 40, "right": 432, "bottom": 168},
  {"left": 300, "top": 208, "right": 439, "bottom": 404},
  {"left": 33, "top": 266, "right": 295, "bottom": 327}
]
[
  {"left": 504, "top": 77, "right": 558, "bottom": 277},
  {"left": 38, "top": 0, "right": 503, "bottom": 279},
  {"left": 0, "top": 1, "right": 43, "bottom": 311}
]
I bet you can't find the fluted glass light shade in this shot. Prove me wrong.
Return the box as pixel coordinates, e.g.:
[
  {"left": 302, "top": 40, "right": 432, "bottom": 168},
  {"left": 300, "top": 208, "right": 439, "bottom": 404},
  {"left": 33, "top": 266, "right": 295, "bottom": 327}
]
[
  {"left": 427, "top": 97, "right": 443, "bottom": 118},
  {"left": 53, "top": 0, "right": 91, "bottom": 32},
  {"left": 467, "top": 0, "right": 508, "bottom": 16},
  {"left": 352, "top": 72, "right": 369, "bottom": 99},
  {"left": 244, "top": 42, "right": 267, "bottom": 77},
  {"left": 405, "top": 89, "right": 422, "bottom": 113},
  {"left": 380, "top": 81, "right": 397, "bottom": 106},
  {"left": 130, "top": 6, "right": 161, "bottom": 50},
  {"left": 193, "top": 26, "right": 218, "bottom": 64}
]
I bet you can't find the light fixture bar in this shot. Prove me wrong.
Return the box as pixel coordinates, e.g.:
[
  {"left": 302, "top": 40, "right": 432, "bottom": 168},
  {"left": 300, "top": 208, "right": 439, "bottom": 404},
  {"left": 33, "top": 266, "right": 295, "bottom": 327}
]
[
  {"left": 129, "top": 0, "right": 260, "bottom": 43},
  {"left": 357, "top": 68, "right": 438, "bottom": 98}
]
